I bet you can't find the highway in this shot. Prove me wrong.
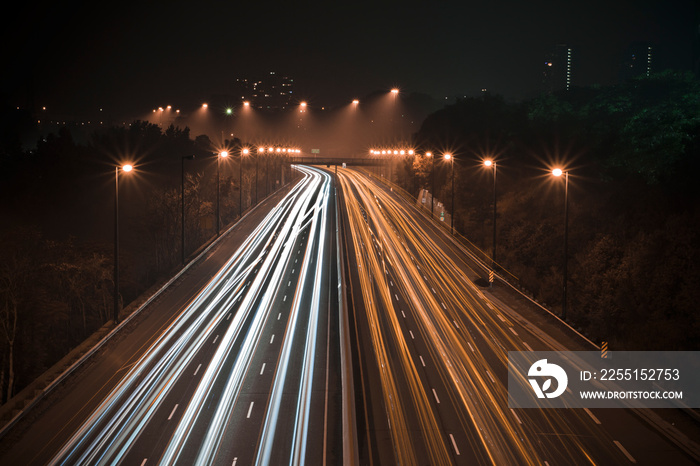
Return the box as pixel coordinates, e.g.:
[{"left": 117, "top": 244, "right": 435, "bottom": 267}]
[
  {"left": 1, "top": 162, "right": 697, "bottom": 466},
  {"left": 25, "top": 165, "right": 347, "bottom": 465},
  {"left": 337, "top": 167, "right": 697, "bottom": 465}
]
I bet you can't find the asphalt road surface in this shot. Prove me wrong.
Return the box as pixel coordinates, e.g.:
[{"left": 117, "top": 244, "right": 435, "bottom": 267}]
[
  {"left": 337, "top": 166, "right": 698, "bottom": 466},
  {"left": 0, "top": 165, "right": 349, "bottom": 465}
]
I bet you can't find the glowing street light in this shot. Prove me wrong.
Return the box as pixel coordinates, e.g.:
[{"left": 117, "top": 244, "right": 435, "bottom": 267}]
[
  {"left": 217, "top": 151, "right": 229, "bottom": 236},
  {"left": 444, "top": 153, "right": 455, "bottom": 234},
  {"left": 240, "top": 148, "right": 249, "bottom": 216},
  {"left": 552, "top": 167, "right": 569, "bottom": 320},
  {"left": 484, "top": 159, "right": 497, "bottom": 283},
  {"left": 114, "top": 163, "right": 134, "bottom": 323},
  {"left": 426, "top": 151, "right": 436, "bottom": 216}
]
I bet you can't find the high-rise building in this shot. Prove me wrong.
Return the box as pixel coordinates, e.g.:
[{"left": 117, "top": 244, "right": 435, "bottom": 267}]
[
  {"left": 620, "top": 43, "right": 653, "bottom": 81},
  {"left": 233, "top": 71, "right": 294, "bottom": 111},
  {"left": 543, "top": 44, "right": 573, "bottom": 93}
]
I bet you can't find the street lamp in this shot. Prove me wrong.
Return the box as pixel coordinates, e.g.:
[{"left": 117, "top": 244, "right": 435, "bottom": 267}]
[
  {"left": 240, "top": 148, "right": 249, "bottom": 217},
  {"left": 181, "top": 155, "right": 195, "bottom": 265},
  {"left": 552, "top": 167, "right": 569, "bottom": 320},
  {"left": 425, "top": 151, "right": 435, "bottom": 217},
  {"left": 484, "top": 159, "right": 497, "bottom": 280},
  {"left": 256, "top": 147, "right": 263, "bottom": 205},
  {"left": 218, "top": 151, "right": 228, "bottom": 236},
  {"left": 114, "top": 163, "right": 133, "bottom": 324},
  {"left": 444, "top": 153, "right": 454, "bottom": 234}
]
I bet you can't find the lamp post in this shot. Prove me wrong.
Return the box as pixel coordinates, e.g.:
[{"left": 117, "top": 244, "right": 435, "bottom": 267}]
[
  {"left": 484, "top": 159, "right": 497, "bottom": 278},
  {"left": 218, "top": 151, "right": 228, "bottom": 236},
  {"left": 181, "top": 155, "right": 195, "bottom": 265},
  {"left": 391, "top": 89, "right": 399, "bottom": 181},
  {"left": 240, "top": 148, "right": 248, "bottom": 217},
  {"left": 444, "top": 153, "right": 454, "bottom": 235},
  {"left": 114, "top": 163, "right": 133, "bottom": 324},
  {"left": 552, "top": 168, "right": 569, "bottom": 320},
  {"left": 426, "top": 152, "right": 435, "bottom": 218},
  {"left": 256, "top": 147, "right": 263, "bottom": 205}
]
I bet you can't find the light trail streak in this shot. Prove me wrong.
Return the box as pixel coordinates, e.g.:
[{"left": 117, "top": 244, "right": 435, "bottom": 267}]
[
  {"left": 338, "top": 168, "right": 623, "bottom": 465},
  {"left": 50, "top": 165, "right": 340, "bottom": 466}
]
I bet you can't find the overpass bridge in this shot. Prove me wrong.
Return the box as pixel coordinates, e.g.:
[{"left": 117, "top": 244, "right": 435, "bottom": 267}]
[{"left": 289, "top": 156, "right": 383, "bottom": 167}]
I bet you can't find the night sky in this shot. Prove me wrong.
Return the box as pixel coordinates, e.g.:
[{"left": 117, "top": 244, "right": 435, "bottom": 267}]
[{"left": 3, "top": 0, "right": 697, "bottom": 119}]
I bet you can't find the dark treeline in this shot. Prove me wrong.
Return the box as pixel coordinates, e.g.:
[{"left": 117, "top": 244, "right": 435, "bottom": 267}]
[
  {"left": 0, "top": 116, "right": 290, "bottom": 404},
  {"left": 398, "top": 70, "right": 700, "bottom": 351}
]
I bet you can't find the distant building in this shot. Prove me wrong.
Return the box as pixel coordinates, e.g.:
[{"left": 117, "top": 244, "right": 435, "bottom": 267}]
[
  {"left": 233, "top": 71, "right": 294, "bottom": 111},
  {"left": 543, "top": 44, "right": 573, "bottom": 93},
  {"left": 620, "top": 43, "right": 653, "bottom": 81}
]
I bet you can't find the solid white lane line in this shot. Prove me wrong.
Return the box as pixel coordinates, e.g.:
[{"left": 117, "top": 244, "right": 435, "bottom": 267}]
[
  {"left": 247, "top": 402, "right": 254, "bottom": 419},
  {"left": 510, "top": 408, "right": 522, "bottom": 424},
  {"left": 449, "top": 434, "right": 461, "bottom": 455},
  {"left": 584, "top": 407, "right": 602, "bottom": 424},
  {"left": 260, "top": 363, "right": 266, "bottom": 375},
  {"left": 168, "top": 404, "right": 179, "bottom": 420},
  {"left": 432, "top": 388, "right": 440, "bottom": 404},
  {"left": 193, "top": 363, "right": 202, "bottom": 376},
  {"left": 509, "top": 327, "right": 518, "bottom": 336},
  {"left": 613, "top": 440, "right": 637, "bottom": 463}
]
